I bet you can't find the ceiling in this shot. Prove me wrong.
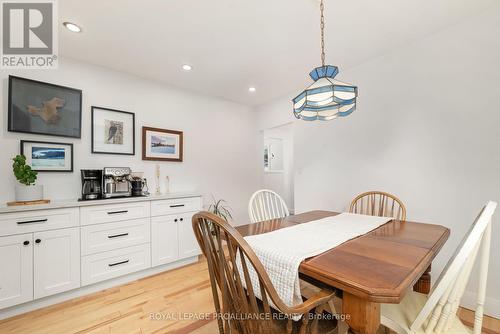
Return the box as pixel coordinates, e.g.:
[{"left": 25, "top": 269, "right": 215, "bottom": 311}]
[{"left": 59, "top": 0, "right": 497, "bottom": 106}]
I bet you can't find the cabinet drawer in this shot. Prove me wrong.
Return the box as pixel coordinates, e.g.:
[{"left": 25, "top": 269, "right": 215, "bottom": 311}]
[
  {"left": 81, "top": 218, "right": 150, "bottom": 255},
  {"left": 81, "top": 244, "right": 151, "bottom": 286},
  {"left": 151, "top": 197, "right": 202, "bottom": 217},
  {"left": 0, "top": 208, "right": 79, "bottom": 237},
  {"left": 80, "top": 202, "right": 150, "bottom": 226}
]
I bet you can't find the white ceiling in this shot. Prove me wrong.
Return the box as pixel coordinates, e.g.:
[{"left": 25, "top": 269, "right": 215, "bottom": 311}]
[{"left": 59, "top": 0, "right": 497, "bottom": 106}]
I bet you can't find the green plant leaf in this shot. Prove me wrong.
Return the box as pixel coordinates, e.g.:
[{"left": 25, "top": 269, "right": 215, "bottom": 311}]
[{"left": 12, "top": 154, "right": 37, "bottom": 186}]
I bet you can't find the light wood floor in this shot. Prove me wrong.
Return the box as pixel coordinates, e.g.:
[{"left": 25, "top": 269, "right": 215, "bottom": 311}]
[{"left": 0, "top": 258, "right": 498, "bottom": 334}]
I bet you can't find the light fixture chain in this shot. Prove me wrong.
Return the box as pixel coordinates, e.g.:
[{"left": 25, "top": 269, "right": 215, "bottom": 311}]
[{"left": 320, "top": 0, "right": 325, "bottom": 66}]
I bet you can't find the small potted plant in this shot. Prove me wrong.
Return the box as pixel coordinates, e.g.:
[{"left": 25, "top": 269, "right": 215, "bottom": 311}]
[
  {"left": 208, "top": 197, "right": 233, "bottom": 222},
  {"left": 12, "top": 155, "right": 43, "bottom": 202}
]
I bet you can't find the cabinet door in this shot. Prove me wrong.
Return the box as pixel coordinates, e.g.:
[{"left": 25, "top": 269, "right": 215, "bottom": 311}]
[
  {"left": 151, "top": 215, "right": 179, "bottom": 266},
  {"left": 178, "top": 212, "right": 201, "bottom": 259},
  {"left": 34, "top": 228, "right": 80, "bottom": 299},
  {"left": 0, "top": 234, "right": 33, "bottom": 309}
]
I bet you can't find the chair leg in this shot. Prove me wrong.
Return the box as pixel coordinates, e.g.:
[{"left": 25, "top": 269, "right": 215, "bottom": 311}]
[
  {"left": 336, "top": 318, "right": 349, "bottom": 334},
  {"left": 327, "top": 300, "right": 337, "bottom": 314}
]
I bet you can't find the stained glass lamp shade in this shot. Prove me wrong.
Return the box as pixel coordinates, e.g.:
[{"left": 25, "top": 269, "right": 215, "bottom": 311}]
[{"left": 293, "top": 65, "right": 357, "bottom": 121}]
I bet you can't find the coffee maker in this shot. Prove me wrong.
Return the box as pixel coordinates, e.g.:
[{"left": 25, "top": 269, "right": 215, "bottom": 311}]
[
  {"left": 102, "top": 167, "right": 132, "bottom": 198},
  {"left": 130, "top": 172, "right": 148, "bottom": 197},
  {"left": 80, "top": 169, "right": 103, "bottom": 200}
]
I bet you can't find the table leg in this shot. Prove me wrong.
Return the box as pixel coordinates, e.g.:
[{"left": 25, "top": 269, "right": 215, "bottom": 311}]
[
  {"left": 413, "top": 264, "right": 431, "bottom": 294},
  {"left": 343, "top": 292, "right": 380, "bottom": 334}
]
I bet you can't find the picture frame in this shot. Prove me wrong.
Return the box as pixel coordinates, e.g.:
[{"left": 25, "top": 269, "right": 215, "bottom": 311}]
[
  {"left": 91, "top": 106, "right": 135, "bottom": 155},
  {"left": 20, "top": 140, "right": 74, "bottom": 172},
  {"left": 142, "top": 126, "right": 183, "bottom": 162},
  {"left": 8, "top": 76, "right": 82, "bottom": 138}
]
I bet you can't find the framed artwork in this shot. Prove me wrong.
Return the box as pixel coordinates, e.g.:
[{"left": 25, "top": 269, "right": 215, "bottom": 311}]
[
  {"left": 8, "top": 76, "right": 82, "bottom": 138},
  {"left": 20, "top": 140, "right": 74, "bottom": 172},
  {"left": 142, "top": 126, "right": 183, "bottom": 162},
  {"left": 91, "top": 106, "right": 135, "bottom": 155}
]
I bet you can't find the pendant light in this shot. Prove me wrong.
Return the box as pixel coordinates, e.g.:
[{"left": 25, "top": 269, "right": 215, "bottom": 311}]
[{"left": 292, "top": 0, "right": 357, "bottom": 121}]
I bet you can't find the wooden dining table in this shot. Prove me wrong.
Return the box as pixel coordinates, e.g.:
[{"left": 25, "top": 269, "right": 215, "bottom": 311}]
[{"left": 236, "top": 210, "right": 450, "bottom": 334}]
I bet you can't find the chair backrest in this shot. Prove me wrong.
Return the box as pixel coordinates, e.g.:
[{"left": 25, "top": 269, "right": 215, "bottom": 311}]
[
  {"left": 248, "top": 189, "right": 290, "bottom": 223},
  {"left": 349, "top": 191, "right": 407, "bottom": 221},
  {"left": 410, "top": 201, "right": 497, "bottom": 334},
  {"left": 192, "top": 211, "right": 332, "bottom": 334}
]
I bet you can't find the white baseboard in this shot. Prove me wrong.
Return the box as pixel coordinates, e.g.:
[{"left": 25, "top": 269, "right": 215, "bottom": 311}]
[
  {"left": 0, "top": 256, "right": 198, "bottom": 321},
  {"left": 461, "top": 290, "right": 500, "bottom": 319}
]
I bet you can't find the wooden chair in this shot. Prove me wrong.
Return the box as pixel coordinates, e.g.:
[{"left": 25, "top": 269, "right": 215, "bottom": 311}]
[
  {"left": 248, "top": 189, "right": 290, "bottom": 223},
  {"left": 192, "top": 211, "right": 337, "bottom": 334},
  {"left": 380, "top": 201, "right": 497, "bottom": 334},
  {"left": 349, "top": 191, "right": 407, "bottom": 221}
]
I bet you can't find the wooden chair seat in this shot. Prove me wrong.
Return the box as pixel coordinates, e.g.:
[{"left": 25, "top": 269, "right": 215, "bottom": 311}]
[
  {"left": 381, "top": 291, "right": 471, "bottom": 334},
  {"left": 253, "top": 299, "right": 338, "bottom": 334}
]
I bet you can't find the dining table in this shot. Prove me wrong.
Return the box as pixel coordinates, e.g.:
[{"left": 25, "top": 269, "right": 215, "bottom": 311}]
[{"left": 236, "top": 210, "right": 450, "bottom": 334}]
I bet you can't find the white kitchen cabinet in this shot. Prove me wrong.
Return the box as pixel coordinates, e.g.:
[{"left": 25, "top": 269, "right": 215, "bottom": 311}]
[
  {"left": 33, "top": 228, "right": 80, "bottom": 299},
  {"left": 178, "top": 212, "right": 201, "bottom": 259},
  {"left": 0, "top": 234, "right": 33, "bottom": 309},
  {"left": 151, "top": 215, "right": 179, "bottom": 266},
  {"left": 0, "top": 194, "right": 202, "bottom": 315}
]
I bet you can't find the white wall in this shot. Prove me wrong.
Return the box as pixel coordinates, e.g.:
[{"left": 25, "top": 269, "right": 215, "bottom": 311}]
[
  {"left": 0, "top": 58, "right": 260, "bottom": 224},
  {"left": 256, "top": 6, "right": 500, "bottom": 317}
]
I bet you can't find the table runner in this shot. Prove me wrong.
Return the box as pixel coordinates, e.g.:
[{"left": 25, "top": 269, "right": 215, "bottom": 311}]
[{"left": 239, "top": 213, "right": 392, "bottom": 315}]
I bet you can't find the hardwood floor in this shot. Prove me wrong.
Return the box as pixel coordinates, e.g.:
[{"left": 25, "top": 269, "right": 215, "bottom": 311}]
[{"left": 0, "top": 258, "right": 498, "bottom": 334}]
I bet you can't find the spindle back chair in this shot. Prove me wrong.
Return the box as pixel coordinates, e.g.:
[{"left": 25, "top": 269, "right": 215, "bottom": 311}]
[
  {"left": 248, "top": 189, "right": 290, "bottom": 223},
  {"left": 381, "top": 201, "right": 497, "bottom": 334},
  {"left": 350, "top": 191, "right": 407, "bottom": 221},
  {"left": 192, "top": 211, "right": 336, "bottom": 334}
]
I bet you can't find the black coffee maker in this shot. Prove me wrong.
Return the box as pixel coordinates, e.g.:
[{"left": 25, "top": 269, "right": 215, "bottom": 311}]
[
  {"left": 130, "top": 172, "right": 148, "bottom": 197},
  {"left": 81, "top": 169, "right": 103, "bottom": 200}
]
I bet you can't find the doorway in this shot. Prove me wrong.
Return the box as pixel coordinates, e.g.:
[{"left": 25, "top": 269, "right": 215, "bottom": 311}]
[{"left": 262, "top": 122, "right": 294, "bottom": 213}]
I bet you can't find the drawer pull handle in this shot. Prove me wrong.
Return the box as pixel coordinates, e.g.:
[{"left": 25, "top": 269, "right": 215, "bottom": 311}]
[
  {"left": 108, "top": 233, "right": 129, "bottom": 239},
  {"left": 170, "top": 204, "right": 185, "bottom": 208},
  {"left": 108, "top": 260, "right": 129, "bottom": 267},
  {"left": 107, "top": 210, "right": 128, "bottom": 215},
  {"left": 17, "top": 218, "right": 48, "bottom": 225}
]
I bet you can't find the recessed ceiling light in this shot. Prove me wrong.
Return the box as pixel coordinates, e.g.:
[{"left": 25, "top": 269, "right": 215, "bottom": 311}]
[
  {"left": 248, "top": 87, "right": 256, "bottom": 92},
  {"left": 63, "top": 22, "right": 82, "bottom": 33},
  {"left": 182, "top": 64, "right": 192, "bottom": 71}
]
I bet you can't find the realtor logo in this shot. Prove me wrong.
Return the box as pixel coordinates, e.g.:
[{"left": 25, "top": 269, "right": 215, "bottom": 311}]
[{"left": 1, "top": 0, "right": 58, "bottom": 69}]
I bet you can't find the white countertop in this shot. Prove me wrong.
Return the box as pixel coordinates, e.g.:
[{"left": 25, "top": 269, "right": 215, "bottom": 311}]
[{"left": 0, "top": 192, "right": 202, "bottom": 214}]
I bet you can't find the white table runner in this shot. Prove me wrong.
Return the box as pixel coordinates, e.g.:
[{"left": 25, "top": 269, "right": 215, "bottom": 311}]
[{"left": 240, "top": 213, "right": 392, "bottom": 311}]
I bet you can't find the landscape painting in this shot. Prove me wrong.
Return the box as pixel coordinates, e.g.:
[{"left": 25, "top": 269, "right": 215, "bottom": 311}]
[
  {"left": 8, "top": 76, "right": 82, "bottom": 138},
  {"left": 151, "top": 135, "right": 176, "bottom": 154},
  {"left": 32, "top": 147, "right": 66, "bottom": 168},
  {"left": 142, "top": 127, "right": 183, "bottom": 162},
  {"left": 21, "top": 141, "right": 73, "bottom": 172}
]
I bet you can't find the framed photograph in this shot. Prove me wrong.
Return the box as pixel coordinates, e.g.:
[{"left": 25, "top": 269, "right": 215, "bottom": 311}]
[
  {"left": 142, "top": 126, "right": 183, "bottom": 162},
  {"left": 20, "top": 140, "right": 74, "bottom": 172},
  {"left": 8, "top": 76, "right": 82, "bottom": 138},
  {"left": 91, "top": 106, "right": 135, "bottom": 155}
]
